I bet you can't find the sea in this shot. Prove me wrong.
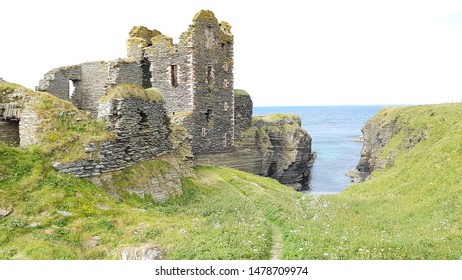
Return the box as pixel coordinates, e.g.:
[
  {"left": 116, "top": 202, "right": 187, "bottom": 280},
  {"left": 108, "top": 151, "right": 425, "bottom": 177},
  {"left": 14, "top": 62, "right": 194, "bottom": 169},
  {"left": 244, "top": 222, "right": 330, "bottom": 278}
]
[{"left": 253, "top": 106, "right": 385, "bottom": 195}]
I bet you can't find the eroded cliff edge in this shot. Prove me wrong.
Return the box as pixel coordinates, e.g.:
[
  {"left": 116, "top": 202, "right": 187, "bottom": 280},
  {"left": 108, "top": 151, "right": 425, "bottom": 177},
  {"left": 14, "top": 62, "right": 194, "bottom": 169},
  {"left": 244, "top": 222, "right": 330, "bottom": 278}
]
[{"left": 351, "top": 106, "right": 426, "bottom": 182}]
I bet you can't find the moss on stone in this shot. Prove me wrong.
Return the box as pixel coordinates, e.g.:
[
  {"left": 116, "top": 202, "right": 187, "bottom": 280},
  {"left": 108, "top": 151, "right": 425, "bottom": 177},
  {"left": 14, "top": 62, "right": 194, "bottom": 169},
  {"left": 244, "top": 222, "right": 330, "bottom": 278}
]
[
  {"left": 150, "top": 35, "right": 174, "bottom": 48},
  {"left": 0, "top": 82, "right": 30, "bottom": 103},
  {"left": 101, "top": 84, "right": 163, "bottom": 102},
  {"left": 219, "top": 21, "right": 234, "bottom": 42},
  {"left": 220, "top": 21, "right": 232, "bottom": 33},
  {"left": 26, "top": 90, "right": 114, "bottom": 163},
  {"left": 129, "top": 26, "right": 162, "bottom": 40},
  {"left": 127, "top": 37, "right": 147, "bottom": 48},
  {"left": 253, "top": 114, "right": 301, "bottom": 125},
  {"left": 193, "top": 10, "right": 217, "bottom": 22},
  {"left": 0, "top": 81, "right": 27, "bottom": 93},
  {"left": 234, "top": 89, "right": 249, "bottom": 96}
]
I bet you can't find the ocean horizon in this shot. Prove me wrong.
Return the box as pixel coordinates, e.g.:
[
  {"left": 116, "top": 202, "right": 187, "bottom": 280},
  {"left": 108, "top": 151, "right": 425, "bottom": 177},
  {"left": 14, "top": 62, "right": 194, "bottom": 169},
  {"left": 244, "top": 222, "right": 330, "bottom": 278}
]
[{"left": 253, "top": 105, "right": 392, "bottom": 194}]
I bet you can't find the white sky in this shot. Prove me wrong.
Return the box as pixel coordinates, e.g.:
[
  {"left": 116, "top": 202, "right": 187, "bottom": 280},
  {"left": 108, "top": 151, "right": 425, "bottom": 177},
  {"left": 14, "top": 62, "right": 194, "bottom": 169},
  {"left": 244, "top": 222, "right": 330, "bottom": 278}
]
[{"left": 2, "top": 0, "right": 462, "bottom": 106}]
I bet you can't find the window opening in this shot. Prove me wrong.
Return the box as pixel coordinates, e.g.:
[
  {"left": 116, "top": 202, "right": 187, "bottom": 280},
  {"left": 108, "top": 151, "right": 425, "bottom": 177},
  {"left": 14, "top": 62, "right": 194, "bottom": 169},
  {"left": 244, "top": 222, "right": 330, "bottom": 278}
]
[
  {"left": 69, "top": 80, "right": 76, "bottom": 99},
  {"left": 206, "top": 65, "right": 212, "bottom": 85},
  {"left": 170, "top": 65, "right": 178, "bottom": 87},
  {"left": 205, "top": 109, "right": 212, "bottom": 123},
  {"left": 139, "top": 111, "right": 149, "bottom": 129},
  {"left": 141, "top": 58, "right": 152, "bottom": 88}
]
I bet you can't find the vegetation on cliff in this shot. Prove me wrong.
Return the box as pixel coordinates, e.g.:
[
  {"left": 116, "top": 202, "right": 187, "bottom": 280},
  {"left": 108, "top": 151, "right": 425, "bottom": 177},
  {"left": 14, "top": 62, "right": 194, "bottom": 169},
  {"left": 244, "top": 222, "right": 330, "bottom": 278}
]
[
  {"left": 0, "top": 145, "right": 304, "bottom": 259},
  {"left": 300, "top": 103, "right": 462, "bottom": 259}
]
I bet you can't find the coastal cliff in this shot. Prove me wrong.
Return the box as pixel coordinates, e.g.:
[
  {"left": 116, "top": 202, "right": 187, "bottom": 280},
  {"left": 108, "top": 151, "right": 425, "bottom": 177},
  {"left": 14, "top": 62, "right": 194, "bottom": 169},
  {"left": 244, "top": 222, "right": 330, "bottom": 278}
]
[
  {"left": 353, "top": 106, "right": 427, "bottom": 182},
  {"left": 196, "top": 91, "right": 312, "bottom": 190},
  {"left": 196, "top": 113, "right": 312, "bottom": 190}
]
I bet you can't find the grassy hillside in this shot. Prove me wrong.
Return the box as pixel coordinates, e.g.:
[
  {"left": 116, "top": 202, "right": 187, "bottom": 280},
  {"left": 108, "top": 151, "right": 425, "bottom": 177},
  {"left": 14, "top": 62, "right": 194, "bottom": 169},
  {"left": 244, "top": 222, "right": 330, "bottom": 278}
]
[
  {"left": 1, "top": 103, "right": 461, "bottom": 259},
  {"left": 0, "top": 144, "right": 306, "bottom": 259},
  {"left": 297, "top": 103, "right": 462, "bottom": 259}
]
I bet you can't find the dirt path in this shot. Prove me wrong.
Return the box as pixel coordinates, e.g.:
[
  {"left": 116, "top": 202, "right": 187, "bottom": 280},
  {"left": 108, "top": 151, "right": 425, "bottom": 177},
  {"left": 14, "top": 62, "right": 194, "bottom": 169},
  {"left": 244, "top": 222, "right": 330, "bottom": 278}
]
[{"left": 270, "top": 225, "right": 283, "bottom": 260}]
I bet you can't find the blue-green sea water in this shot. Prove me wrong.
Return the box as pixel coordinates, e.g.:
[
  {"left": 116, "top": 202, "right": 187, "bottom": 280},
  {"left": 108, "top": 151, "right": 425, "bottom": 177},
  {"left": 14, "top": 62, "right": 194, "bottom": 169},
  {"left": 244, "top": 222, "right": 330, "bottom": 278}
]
[{"left": 253, "top": 106, "right": 384, "bottom": 194}]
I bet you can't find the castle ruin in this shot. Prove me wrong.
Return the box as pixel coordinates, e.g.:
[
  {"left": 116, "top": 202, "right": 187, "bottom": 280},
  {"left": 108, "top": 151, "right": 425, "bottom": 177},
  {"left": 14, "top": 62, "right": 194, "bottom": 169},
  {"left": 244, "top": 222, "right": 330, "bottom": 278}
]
[
  {"left": 37, "top": 10, "right": 235, "bottom": 156},
  {"left": 0, "top": 10, "right": 313, "bottom": 192}
]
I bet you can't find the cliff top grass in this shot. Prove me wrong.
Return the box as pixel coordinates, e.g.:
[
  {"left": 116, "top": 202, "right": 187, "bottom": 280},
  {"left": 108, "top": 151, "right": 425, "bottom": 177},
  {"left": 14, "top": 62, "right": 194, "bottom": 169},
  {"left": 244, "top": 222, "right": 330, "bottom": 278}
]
[
  {"left": 253, "top": 113, "right": 301, "bottom": 126},
  {"left": 0, "top": 81, "right": 29, "bottom": 103},
  {"left": 233, "top": 89, "right": 249, "bottom": 96},
  {"left": 100, "top": 84, "right": 163, "bottom": 102}
]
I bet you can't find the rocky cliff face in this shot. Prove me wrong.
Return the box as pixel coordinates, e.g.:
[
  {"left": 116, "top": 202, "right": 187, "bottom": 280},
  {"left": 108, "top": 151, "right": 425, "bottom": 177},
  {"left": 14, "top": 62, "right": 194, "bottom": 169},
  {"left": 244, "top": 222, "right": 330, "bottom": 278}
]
[
  {"left": 196, "top": 114, "right": 313, "bottom": 190},
  {"left": 356, "top": 117, "right": 398, "bottom": 177},
  {"left": 352, "top": 107, "right": 426, "bottom": 182}
]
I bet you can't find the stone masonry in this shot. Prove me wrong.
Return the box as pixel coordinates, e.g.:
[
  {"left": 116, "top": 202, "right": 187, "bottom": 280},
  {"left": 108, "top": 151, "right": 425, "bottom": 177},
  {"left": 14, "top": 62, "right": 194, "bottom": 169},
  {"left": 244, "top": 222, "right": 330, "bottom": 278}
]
[
  {"left": 127, "top": 10, "right": 235, "bottom": 155},
  {"left": 54, "top": 95, "right": 171, "bottom": 177},
  {"left": 37, "top": 60, "right": 143, "bottom": 116},
  {"left": 0, "top": 85, "right": 39, "bottom": 147}
]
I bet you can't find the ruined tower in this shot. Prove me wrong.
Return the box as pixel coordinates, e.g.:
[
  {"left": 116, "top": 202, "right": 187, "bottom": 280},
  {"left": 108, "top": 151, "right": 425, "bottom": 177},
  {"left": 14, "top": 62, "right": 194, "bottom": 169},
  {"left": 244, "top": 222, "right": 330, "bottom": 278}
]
[{"left": 127, "top": 10, "right": 235, "bottom": 155}]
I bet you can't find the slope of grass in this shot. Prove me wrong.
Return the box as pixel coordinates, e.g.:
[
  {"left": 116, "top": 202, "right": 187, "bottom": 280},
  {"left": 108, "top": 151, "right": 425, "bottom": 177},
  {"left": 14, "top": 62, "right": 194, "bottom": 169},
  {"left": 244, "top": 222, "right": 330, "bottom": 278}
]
[
  {"left": 295, "top": 103, "right": 462, "bottom": 259},
  {"left": 0, "top": 144, "right": 300, "bottom": 259},
  {"left": 1, "top": 103, "right": 462, "bottom": 260},
  {"left": 1, "top": 81, "right": 113, "bottom": 163}
]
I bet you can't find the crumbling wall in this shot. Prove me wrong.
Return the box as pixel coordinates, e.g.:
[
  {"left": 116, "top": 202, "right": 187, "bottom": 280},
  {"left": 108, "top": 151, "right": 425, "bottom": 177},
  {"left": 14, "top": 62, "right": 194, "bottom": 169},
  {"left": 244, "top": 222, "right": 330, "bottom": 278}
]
[
  {"left": 128, "top": 11, "right": 235, "bottom": 155},
  {"left": 187, "top": 11, "right": 235, "bottom": 155},
  {"left": 0, "top": 87, "right": 39, "bottom": 147},
  {"left": 36, "top": 65, "right": 81, "bottom": 102},
  {"left": 0, "top": 120, "right": 19, "bottom": 145},
  {"left": 38, "top": 61, "right": 143, "bottom": 116},
  {"left": 54, "top": 96, "right": 171, "bottom": 177},
  {"left": 19, "top": 104, "right": 39, "bottom": 146},
  {"left": 234, "top": 90, "right": 253, "bottom": 133},
  {"left": 143, "top": 35, "right": 194, "bottom": 115}
]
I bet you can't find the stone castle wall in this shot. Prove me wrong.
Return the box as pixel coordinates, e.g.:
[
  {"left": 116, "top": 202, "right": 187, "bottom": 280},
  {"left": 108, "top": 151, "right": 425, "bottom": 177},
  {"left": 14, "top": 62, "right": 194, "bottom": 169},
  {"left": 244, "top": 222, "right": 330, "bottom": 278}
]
[
  {"left": 234, "top": 91, "right": 253, "bottom": 133},
  {"left": 0, "top": 88, "right": 39, "bottom": 147},
  {"left": 185, "top": 12, "right": 235, "bottom": 155},
  {"left": 37, "top": 60, "right": 143, "bottom": 116},
  {"left": 19, "top": 104, "right": 39, "bottom": 147},
  {"left": 125, "top": 11, "right": 236, "bottom": 156},
  {"left": 55, "top": 97, "right": 171, "bottom": 177},
  {"left": 143, "top": 36, "right": 194, "bottom": 115}
]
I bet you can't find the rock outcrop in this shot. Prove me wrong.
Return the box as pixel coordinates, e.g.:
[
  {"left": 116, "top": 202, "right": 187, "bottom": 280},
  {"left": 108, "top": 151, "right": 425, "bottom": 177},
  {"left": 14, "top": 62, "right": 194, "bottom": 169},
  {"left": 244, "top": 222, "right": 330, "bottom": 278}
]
[
  {"left": 356, "top": 117, "right": 398, "bottom": 176},
  {"left": 352, "top": 107, "right": 426, "bottom": 182},
  {"left": 197, "top": 113, "right": 312, "bottom": 190}
]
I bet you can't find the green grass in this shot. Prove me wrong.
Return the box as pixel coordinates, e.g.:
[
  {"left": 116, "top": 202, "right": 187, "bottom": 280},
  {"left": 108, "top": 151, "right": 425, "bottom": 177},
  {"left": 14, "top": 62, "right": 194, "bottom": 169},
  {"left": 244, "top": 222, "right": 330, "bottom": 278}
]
[
  {"left": 100, "top": 84, "right": 163, "bottom": 102},
  {"left": 30, "top": 91, "right": 114, "bottom": 163},
  {"left": 234, "top": 89, "right": 249, "bottom": 96},
  {"left": 295, "top": 103, "right": 462, "bottom": 259},
  {"left": 0, "top": 144, "right": 293, "bottom": 259},
  {"left": 1, "top": 103, "right": 462, "bottom": 259}
]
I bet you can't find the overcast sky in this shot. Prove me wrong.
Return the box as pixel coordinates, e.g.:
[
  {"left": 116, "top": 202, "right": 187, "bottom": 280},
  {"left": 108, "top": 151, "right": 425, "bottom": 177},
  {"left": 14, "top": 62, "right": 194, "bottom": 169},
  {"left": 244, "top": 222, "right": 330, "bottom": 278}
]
[{"left": 2, "top": 0, "right": 462, "bottom": 106}]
